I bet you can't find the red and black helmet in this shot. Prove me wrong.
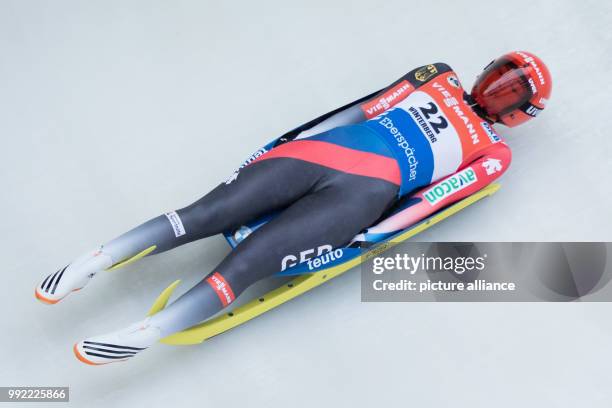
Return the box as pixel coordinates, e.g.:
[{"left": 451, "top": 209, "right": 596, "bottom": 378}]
[{"left": 471, "top": 51, "right": 552, "bottom": 127}]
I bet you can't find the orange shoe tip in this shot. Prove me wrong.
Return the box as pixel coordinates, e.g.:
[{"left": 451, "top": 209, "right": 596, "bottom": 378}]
[
  {"left": 35, "top": 288, "right": 60, "bottom": 305},
  {"left": 73, "top": 343, "right": 104, "bottom": 366}
]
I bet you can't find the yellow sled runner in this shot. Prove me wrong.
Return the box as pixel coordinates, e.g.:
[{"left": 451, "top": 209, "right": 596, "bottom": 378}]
[{"left": 148, "top": 183, "right": 500, "bottom": 345}]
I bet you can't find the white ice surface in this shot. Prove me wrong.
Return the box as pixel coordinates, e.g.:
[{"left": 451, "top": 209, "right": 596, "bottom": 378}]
[{"left": 1, "top": 0, "right": 612, "bottom": 407}]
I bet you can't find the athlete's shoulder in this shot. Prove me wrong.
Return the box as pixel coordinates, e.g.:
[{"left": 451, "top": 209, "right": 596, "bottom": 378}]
[{"left": 399, "top": 63, "right": 455, "bottom": 88}]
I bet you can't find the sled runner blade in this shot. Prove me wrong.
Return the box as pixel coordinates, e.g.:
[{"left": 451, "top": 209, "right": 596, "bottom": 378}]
[
  {"left": 147, "top": 279, "right": 182, "bottom": 316},
  {"left": 107, "top": 245, "right": 157, "bottom": 271},
  {"left": 160, "top": 183, "right": 500, "bottom": 345},
  {"left": 159, "top": 258, "right": 363, "bottom": 345}
]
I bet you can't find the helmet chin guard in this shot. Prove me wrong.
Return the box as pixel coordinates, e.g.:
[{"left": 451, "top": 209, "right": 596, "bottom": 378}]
[{"left": 471, "top": 51, "right": 552, "bottom": 127}]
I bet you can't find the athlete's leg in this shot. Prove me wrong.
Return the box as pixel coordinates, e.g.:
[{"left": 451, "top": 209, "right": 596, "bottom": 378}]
[
  {"left": 74, "top": 173, "right": 398, "bottom": 364},
  {"left": 146, "top": 173, "right": 398, "bottom": 337},
  {"left": 97, "top": 158, "right": 322, "bottom": 262},
  {"left": 36, "top": 158, "right": 323, "bottom": 304}
]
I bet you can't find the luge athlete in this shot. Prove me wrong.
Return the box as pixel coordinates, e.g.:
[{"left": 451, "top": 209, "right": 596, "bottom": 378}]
[{"left": 35, "top": 51, "right": 552, "bottom": 365}]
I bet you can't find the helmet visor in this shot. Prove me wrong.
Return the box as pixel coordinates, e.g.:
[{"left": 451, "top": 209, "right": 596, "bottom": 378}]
[{"left": 472, "top": 57, "right": 534, "bottom": 121}]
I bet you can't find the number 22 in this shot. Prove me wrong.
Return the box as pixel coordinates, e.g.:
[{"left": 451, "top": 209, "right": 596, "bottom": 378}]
[{"left": 419, "top": 102, "right": 448, "bottom": 134}]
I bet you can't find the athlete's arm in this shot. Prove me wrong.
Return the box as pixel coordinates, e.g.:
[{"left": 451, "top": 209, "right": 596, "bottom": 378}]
[
  {"left": 283, "top": 64, "right": 452, "bottom": 141},
  {"left": 353, "top": 142, "right": 512, "bottom": 243}
]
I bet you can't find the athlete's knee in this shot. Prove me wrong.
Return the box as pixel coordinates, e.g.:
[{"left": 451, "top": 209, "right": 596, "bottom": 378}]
[
  {"left": 201, "top": 270, "right": 240, "bottom": 308},
  {"left": 217, "top": 261, "right": 252, "bottom": 293},
  {"left": 175, "top": 199, "right": 223, "bottom": 237},
  {"left": 211, "top": 246, "right": 269, "bottom": 296}
]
